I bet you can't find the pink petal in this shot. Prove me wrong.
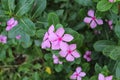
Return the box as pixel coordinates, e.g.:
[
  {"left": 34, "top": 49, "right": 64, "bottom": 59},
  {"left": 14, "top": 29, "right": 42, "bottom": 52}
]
[
  {"left": 109, "top": 25, "right": 113, "bottom": 30},
  {"left": 6, "top": 26, "right": 12, "bottom": 31},
  {"left": 59, "top": 61, "right": 63, "bottom": 64},
  {"left": 55, "top": 27, "right": 65, "bottom": 37},
  {"left": 98, "top": 73, "right": 105, "bottom": 80},
  {"left": 62, "top": 34, "right": 74, "bottom": 42},
  {"left": 48, "top": 32, "right": 57, "bottom": 41},
  {"left": 48, "top": 25, "right": 54, "bottom": 34},
  {"left": 59, "top": 51, "right": 67, "bottom": 57},
  {"left": 109, "top": 0, "right": 114, "bottom": 3},
  {"left": 72, "top": 50, "right": 80, "bottom": 58},
  {"left": 76, "top": 67, "right": 82, "bottom": 73},
  {"left": 53, "top": 54, "right": 58, "bottom": 59},
  {"left": 77, "top": 77, "right": 82, "bottom": 80},
  {"left": 43, "top": 32, "right": 49, "bottom": 41},
  {"left": 84, "top": 17, "right": 92, "bottom": 23},
  {"left": 96, "top": 19, "right": 103, "bottom": 25},
  {"left": 7, "top": 18, "right": 15, "bottom": 26},
  {"left": 41, "top": 40, "right": 50, "bottom": 49},
  {"left": 70, "top": 72, "right": 77, "bottom": 79},
  {"left": 12, "top": 20, "right": 18, "bottom": 27},
  {"left": 53, "top": 59, "right": 59, "bottom": 64},
  {"left": 69, "top": 44, "right": 76, "bottom": 51},
  {"left": 66, "top": 54, "right": 74, "bottom": 61},
  {"left": 51, "top": 41, "right": 60, "bottom": 50},
  {"left": 60, "top": 42, "right": 68, "bottom": 51},
  {"left": 105, "top": 76, "right": 113, "bottom": 80},
  {"left": 16, "top": 35, "right": 21, "bottom": 40},
  {"left": 86, "top": 51, "right": 91, "bottom": 55},
  {"left": 83, "top": 54, "right": 87, "bottom": 59},
  {"left": 79, "top": 72, "right": 86, "bottom": 77},
  {"left": 108, "top": 20, "right": 112, "bottom": 25},
  {"left": 86, "top": 57, "right": 91, "bottom": 62},
  {"left": 88, "top": 10, "right": 94, "bottom": 17},
  {"left": 90, "top": 20, "right": 97, "bottom": 29}
]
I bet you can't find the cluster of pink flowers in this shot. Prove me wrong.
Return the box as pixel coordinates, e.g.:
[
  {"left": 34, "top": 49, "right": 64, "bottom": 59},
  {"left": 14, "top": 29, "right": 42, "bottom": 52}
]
[
  {"left": 0, "top": 17, "right": 20, "bottom": 44},
  {"left": 41, "top": 25, "right": 80, "bottom": 62}
]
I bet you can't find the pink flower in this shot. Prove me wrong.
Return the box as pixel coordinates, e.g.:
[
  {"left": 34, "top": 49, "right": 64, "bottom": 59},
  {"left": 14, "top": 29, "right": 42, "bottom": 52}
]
[
  {"left": 109, "top": 0, "right": 115, "bottom": 3},
  {"left": 41, "top": 25, "right": 54, "bottom": 49},
  {"left": 59, "top": 44, "right": 80, "bottom": 62},
  {"left": 70, "top": 67, "right": 86, "bottom": 80},
  {"left": 6, "top": 18, "right": 18, "bottom": 31},
  {"left": 106, "top": 20, "right": 113, "bottom": 30},
  {"left": 98, "top": 73, "right": 113, "bottom": 80},
  {"left": 84, "top": 10, "right": 103, "bottom": 29},
  {"left": 52, "top": 54, "right": 62, "bottom": 64},
  {"left": 16, "top": 35, "right": 21, "bottom": 40},
  {"left": 0, "top": 35, "right": 7, "bottom": 44},
  {"left": 49, "top": 27, "right": 74, "bottom": 50},
  {"left": 83, "top": 50, "right": 92, "bottom": 62}
]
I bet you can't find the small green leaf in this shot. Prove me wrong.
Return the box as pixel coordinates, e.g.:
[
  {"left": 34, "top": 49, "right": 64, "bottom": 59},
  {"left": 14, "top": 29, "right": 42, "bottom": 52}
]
[
  {"left": 109, "top": 46, "right": 120, "bottom": 60},
  {"left": 115, "top": 21, "right": 120, "bottom": 39},
  {"left": 1, "top": 0, "right": 15, "bottom": 12},
  {"left": 20, "top": 17, "right": 36, "bottom": 36},
  {"left": 75, "top": 0, "right": 93, "bottom": 6},
  {"left": 48, "top": 12, "right": 60, "bottom": 26},
  {"left": 55, "top": 64, "right": 63, "bottom": 72},
  {"left": 116, "top": 62, "right": 120, "bottom": 79},
  {"left": 32, "top": 0, "right": 46, "bottom": 18},
  {"left": 93, "top": 40, "right": 115, "bottom": 52},
  {"left": 97, "top": 0, "right": 113, "bottom": 12},
  {"left": 16, "top": 0, "right": 34, "bottom": 16},
  {"left": 95, "top": 63, "right": 102, "bottom": 74}
]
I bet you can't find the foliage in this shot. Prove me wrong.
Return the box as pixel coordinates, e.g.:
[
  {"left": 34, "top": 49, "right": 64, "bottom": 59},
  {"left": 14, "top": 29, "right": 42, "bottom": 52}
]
[{"left": 0, "top": 0, "right": 120, "bottom": 80}]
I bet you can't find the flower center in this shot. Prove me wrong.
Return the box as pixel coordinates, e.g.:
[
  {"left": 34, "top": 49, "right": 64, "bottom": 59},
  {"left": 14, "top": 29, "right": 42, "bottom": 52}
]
[
  {"left": 58, "top": 37, "right": 62, "bottom": 41},
  {"left": 92, "top": 17, "right": 96, "bottom": 20},
  {"left": 87, "top": 54, "right": 90, "bottom": 58},
  {"left": 68, "top": 50, "right": 72, "bottom": 54},
  {"left": 75, "top": 73, "right": 79, "bottom": 77}
]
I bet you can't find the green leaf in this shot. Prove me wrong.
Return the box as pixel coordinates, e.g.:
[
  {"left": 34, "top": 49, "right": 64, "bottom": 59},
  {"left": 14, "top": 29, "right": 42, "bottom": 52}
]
[
  {"left": 75, "top": 0, "right": 93, "bottom": 6},
  {"left": 116, "top": 62, "right": 120, "bottom": 79},
  {"left": 95, "top": 63, "right": 102, "bottom": 74},
  {"left": 0, "top": 49, "right": 6, "bottom": 61},
  {"left": 93, "top": 40, "right": 116, "bottom": 52},
  {"left": 97, "top": 0, "right": 113, "bottom": 12},
  {"left": 16, "top": 0, "right": 34, "bottom": 16},
  {"left": 48, "top": 12, "right": 60, "bottom": 26},
  {"left": 103, "top": 45, "right": 116, "bottom": 57},
  {"left": 55, "top": 64, "right": 63, "bottom": 72},
  {"left": 20, "top": 17, "right": 36, "bottom": 36},
  {"left": 109, "top": 46, "right": 120, "bottom": 60},
  {"left": 36, "top": 29, "right": 46, "bottom": 39},
  {"left": 33, "top": 46, "right": 43, "bottom": 58},
  {"left": 32, "top": 0, "right": 46, "bottom": 18},
  {"left": 32, "top": 72, "right": 40, "bottom": 80},
  {"left": 111, "top": 3, "right": 118, "bottom": 14},
  {"left": 8, "top": 24, "right": 32, "bottom": 48},
  {"left": 1, "top": 0, "right": 15, "bottom": 12},
  {"left": 115, "top": 21, "right": 120, "bottom": 39}
]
